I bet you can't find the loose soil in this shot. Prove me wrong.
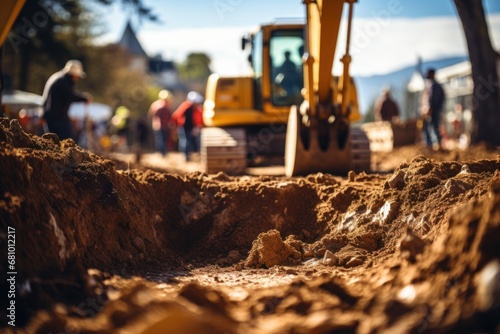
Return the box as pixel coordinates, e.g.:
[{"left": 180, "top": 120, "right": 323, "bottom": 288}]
[{"left": 1, "top": 118, "right": 499, "bottom": 333}]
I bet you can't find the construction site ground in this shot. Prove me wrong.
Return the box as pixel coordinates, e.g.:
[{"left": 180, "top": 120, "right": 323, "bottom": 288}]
[{"left": 1, "top": 118, "right": 500, "bottom": 333}]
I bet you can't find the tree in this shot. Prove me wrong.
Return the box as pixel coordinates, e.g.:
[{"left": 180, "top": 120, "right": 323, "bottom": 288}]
[
  {"left": 363, "top": 98, "right": 376, "bottom": 123},
  {"left": 454, "top": 0, "right": 500, "bottom": 145},
  {"left": 4, "top": 0, "right": 87, "bottom": 92},
  {"left": 94, "top": 0, "right": 159, "bottom": 22},
  {"left": 178, "top": 52, "right": 213, "bottom": 85},
  {"left": 3, "top": 0, "right": 158, "bottom": 93},
  {"left": 78, "top": 44, "right": 161, "bottom": 115}
]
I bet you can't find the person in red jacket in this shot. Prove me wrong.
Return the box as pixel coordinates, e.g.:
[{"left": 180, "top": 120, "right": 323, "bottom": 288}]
[
  {"left": 171, "top": 91, "right": 204, "bottom": 161},
  {"left": 149, "top": 90, "right": 173, "bottom": 155}
]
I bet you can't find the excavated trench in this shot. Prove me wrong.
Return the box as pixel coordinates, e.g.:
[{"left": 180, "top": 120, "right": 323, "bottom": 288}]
[{"left": 1, "top": 118, "right": 500, "bottom": 333}]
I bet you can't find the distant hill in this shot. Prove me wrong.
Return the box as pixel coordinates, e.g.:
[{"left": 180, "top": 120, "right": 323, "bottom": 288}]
[{"left": 354, "top": 56, "right": 468, "bottom": 117}]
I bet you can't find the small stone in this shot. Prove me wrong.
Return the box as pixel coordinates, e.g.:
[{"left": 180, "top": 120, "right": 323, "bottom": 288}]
[
  {"left": 476, "top": 260, "right": 500, "bottom": 311},
  {"left": 305, "top": 270, "right": 315, "bottom": 276},
  {"left": 386, "top": 170, "right": 406, "bottom": 190},
  {"left": 489, "top": 176, "right": 500, "bottom": 194},
  {"left": 460, "top": 164, "right": 471, "bottom": 174},
  {"left": 212, "top": 171, "right": 230, "bottom": 181},
  {"left": 397, "top": 285, "right": 417, "bottom": 304},
  {"left": 302, "top": 245, "right": 314, "bottom": 258},
  {"left": 345, "top": 256, "right": 365, "bottom": 268},
  {"left": 66, "top": 147, "right": 86, "bottom": 166},
  {"left": 42, "top": 132, "right": 60, "bottom": 145},
  {"left": 399, "top": 228, "right": 427, "bottom": 262},
  {"left": 322, "top": 250, "right": 338, "bottom": 266},
  {"left": 443, "top": 179, "right": 472, "bottom": 196}
]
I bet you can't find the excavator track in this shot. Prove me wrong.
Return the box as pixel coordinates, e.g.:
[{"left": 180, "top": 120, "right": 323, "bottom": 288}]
[
  {"left": 350, "top": 126, "right": 372, "bottom": 173},
  {"left": 201, "top": 127, "right": 247, "bottom": 175},
  {"left": 361, "top": 121, "right": 394, "bottom": 152}
]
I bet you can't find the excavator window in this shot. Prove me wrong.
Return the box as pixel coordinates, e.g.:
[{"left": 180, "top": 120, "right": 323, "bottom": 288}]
[
  {"left": 251, "top": 31, "right": 264, "bottom": 110},
  {"left": 269, "top": 29, "right": 304, "bottom": 107}
]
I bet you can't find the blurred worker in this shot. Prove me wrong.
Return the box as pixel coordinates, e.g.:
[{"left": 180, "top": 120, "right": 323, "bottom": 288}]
[
  {"left": 275, "top": 50, "right": 300, "bottom": 100},
  {"left": 148, "top": 90, "right": 173, "bottom": 155},
  {"left": 375, "top": 88, "right": 400, "bottom": 122},
  {"left": 42, "top": 60, "right": 91, "bottom": 140},
  {"left": 110, "top": 106, "right": 131, "bottom": 150},
  {"left": 420, "top": 68, "right": 445, "bottom": 149},
  {"left": 134, "top": 117, "right": 149, "bottom": 163},
  {"left": 278, "top": 50, "right": 297, "bottom": 74},
  {"left": 171, "top": 91, "right": 204, "bottom": 161},
  {"left": 451, "top": 103, "right": 464, "bottom": 140}
]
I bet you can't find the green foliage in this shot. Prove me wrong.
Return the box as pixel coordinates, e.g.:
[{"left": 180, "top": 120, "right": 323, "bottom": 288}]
[
  {"left": 363, "top": 98, "right": 376, "bottom": 123},
  {"left": 178, "top": 52, "right": 213, "bottom": 84},
  {"left": 4, "top": 0, "right": 91, "bottom": 92},
  {"left": 3, "top": 0, "right": 160, "bottom": 115},
  {"left": 93, "top": 0, "right": 159, "bottom": 22}
]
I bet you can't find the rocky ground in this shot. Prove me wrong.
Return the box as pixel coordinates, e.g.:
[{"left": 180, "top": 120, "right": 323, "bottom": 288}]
[{"left": 1, "top": 118, "right": 499, "bottom": 333}]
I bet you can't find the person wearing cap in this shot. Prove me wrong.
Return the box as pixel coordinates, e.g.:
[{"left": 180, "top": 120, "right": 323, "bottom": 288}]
[
  {"left": 42, "top": 60, "right": 91, "bottom": 140},
  {"left": 171, "top": 91, "right": 204, "bottom": 161},
  {"left": 375, "top": 87, "right": 400, "bottom": 122},
  {"left": 148, "top": 90, "right": 174, "bottom": 155},
  {"left": 420, "top": 68, "right": 445, "bottom": 149}
]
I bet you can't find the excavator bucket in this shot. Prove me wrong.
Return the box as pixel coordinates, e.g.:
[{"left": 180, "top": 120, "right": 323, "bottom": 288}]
[{"left": 285, "top": 106, "right": 371, "bottom": 177}]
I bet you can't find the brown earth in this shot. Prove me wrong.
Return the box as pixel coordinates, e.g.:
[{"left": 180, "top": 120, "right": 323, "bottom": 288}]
[{"left": 1, "top": 118, "right": 500, "bottom": 333}]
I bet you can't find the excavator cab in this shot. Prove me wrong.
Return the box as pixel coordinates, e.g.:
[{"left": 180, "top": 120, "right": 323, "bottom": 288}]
[
  {"left": 267, "top": 28, "right": 304, "bottom": 107},
  {"left": 202, "top": 23, "right": 307, "bottom": 173}
]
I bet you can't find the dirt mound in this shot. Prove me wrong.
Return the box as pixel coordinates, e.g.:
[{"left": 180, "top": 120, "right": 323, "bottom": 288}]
[
  {"left": 1, "top": 118, "right": 500, "bottom": 333},
  {"left": 373, "top": 143, "right": 500, "bottom": 172}
]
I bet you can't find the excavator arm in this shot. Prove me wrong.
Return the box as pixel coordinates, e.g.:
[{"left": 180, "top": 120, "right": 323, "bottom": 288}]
[
  {"left": 1, "top": 0, "right": 27, "bottom": 108},
  {"left": 285, "top": 0, "right": 370, "bottom": 176},
  {"left": 303, "top": 0, "right": 346, "bottom": 114},
  {"left": 0, "top": 0, "right": 25, "bottom": 46}
]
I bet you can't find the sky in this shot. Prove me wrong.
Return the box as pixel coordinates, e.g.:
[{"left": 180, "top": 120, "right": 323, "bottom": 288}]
[{"left": 96, "top": 0, "right": 500, "bottom": 77}]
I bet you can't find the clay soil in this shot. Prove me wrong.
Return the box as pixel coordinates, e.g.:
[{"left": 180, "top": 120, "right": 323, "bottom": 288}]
[{"left": 1, "top": 118, "right": 500, "bottom": 333}]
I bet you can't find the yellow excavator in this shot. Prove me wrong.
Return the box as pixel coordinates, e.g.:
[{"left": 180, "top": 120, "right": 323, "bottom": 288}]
[{"left": 202, "top": 0, "right": 370, "bottom": 176}]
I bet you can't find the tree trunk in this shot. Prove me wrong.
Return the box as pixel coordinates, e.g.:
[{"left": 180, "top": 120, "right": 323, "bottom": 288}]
[
  {"left": 0, "top": 46, "right": 4, "bottom": 112},
  {"left": 454, "top": 0, "right": 500, "bottom": 146}
]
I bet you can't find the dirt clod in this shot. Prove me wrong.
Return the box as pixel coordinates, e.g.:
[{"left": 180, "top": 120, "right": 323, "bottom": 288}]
[
  {"left": 245, "top": 230, "right": 301, "bottom": 268},
  {"left": 399, "top": 228, "right": 427, "bottom": 262}
]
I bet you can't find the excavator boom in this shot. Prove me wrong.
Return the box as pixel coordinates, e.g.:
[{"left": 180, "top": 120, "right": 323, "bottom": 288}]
[
  {"left": 0, "top": 0, "right": 26, "bottom": 46},
  {"left": 285, "top": 0, "right": 371, "bottom": 176},
  {"left": 201, "top": 0, "right": 370, "bottom": 176},
  {"left": 303, "top": 0, "right": 345, "bottom": 112},
  {"left": 1, "top": 0, "right": 26, "bottom": 108}
]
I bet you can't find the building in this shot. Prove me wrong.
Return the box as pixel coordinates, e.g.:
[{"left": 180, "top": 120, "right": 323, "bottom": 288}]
[
  {"left": 406, "top": 60, "right": 477, "bottom": 148},
  {"left": 118, "top": 21, "right": 179, "bottom": 88}
]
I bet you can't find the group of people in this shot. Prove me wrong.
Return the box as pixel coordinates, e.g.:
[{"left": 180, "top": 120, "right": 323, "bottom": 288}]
[
  {"left": 148, "top": 89, "right": 204, "bottom": 160},
  {"left": 42, "top": 58, "right": 448, "bottom": 158},
  {"left": 41, "top": 59, "right": 204, "bottom": 160},
  {"left": 375, "top": 68, "right": 446, "bottom": 150}
]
